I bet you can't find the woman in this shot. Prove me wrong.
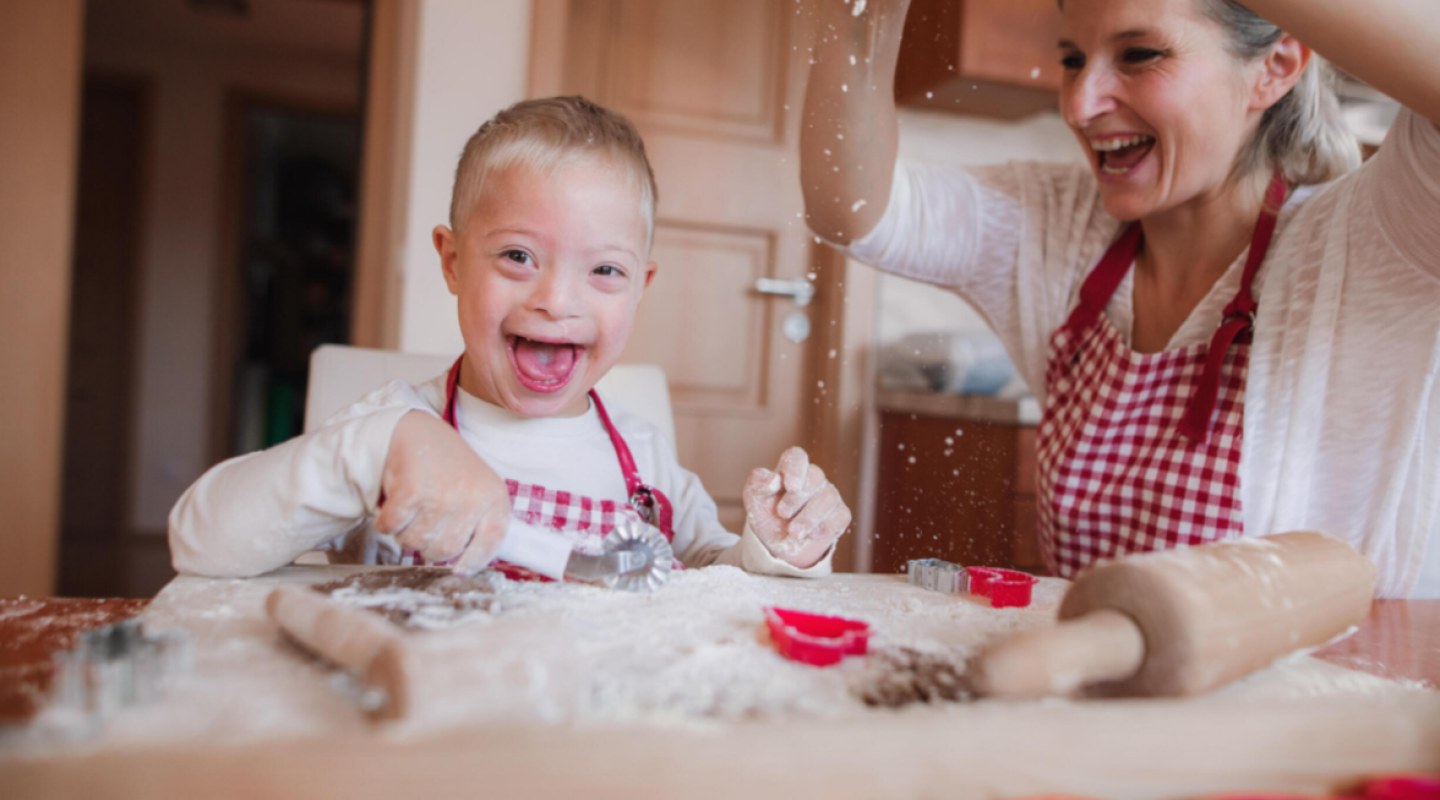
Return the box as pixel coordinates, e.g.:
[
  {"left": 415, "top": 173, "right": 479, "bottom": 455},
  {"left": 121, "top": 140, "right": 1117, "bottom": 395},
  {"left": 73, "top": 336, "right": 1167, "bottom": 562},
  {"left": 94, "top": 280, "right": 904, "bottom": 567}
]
[{"left": 803, "top": 0, "right": 1440, "bottom": 597}]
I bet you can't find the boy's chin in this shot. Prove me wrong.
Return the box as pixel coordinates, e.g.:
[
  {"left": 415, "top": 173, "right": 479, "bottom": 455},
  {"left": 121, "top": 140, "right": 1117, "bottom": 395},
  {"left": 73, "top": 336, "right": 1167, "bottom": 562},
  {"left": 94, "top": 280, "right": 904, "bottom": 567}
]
[{"left": 502, "top": 384, "right": 594, "bottom": 419}]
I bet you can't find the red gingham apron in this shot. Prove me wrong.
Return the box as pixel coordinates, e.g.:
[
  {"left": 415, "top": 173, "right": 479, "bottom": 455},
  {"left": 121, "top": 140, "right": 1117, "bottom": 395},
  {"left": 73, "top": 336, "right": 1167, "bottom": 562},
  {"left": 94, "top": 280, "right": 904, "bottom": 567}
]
[
  {"left": 399, "top": 357, "right": 679, "bottom": 579},
  {"left": 1036, "top": 172, "right": 1288, "bottom": 578}
]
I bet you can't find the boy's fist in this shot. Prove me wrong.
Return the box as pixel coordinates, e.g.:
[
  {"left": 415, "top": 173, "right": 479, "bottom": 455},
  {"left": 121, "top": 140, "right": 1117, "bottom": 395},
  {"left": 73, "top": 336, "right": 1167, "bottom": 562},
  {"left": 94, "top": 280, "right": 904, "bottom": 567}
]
[
  {"left": 377, "top": 411, "right": 510, "bottom": 573},
  {"left": 742, "top": 447, "right": 852, "bottom": 569}
]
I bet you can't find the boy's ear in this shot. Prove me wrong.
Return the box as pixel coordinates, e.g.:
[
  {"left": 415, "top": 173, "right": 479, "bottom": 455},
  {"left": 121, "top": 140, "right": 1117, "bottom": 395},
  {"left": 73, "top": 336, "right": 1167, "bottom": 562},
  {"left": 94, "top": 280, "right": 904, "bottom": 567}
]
[
  {"left": 434, "top": 224, "right": 461, "bottom": 296},
  {"left": 642, "top": 260, "right": 658, "bottom": 291},
  {"left": 1252, "top": 34, "right": 1309, "bottom": 112}
]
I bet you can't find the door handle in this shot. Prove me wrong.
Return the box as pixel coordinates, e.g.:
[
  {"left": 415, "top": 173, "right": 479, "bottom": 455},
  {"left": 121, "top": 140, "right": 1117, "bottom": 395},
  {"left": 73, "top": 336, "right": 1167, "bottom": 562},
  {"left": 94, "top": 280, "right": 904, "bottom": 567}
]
[{"left": 753, "top": 278, "right": 815, "bottom": 308}]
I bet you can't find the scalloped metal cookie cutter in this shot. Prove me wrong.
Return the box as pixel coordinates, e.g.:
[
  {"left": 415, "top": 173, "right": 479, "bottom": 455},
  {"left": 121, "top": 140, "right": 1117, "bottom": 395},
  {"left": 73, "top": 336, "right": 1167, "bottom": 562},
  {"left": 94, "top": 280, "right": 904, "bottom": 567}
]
[{"left": 598, "top": 518, "right": 673, "bottom": 593}]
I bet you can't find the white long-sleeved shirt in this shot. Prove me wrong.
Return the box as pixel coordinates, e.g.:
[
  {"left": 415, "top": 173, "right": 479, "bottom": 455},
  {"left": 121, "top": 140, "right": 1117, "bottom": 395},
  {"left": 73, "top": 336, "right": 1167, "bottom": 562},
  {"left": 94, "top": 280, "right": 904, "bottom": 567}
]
[
  {"left": 846, "top": 108, "right": 1440, "bottom": 598},
  {"left": 169, "top": 374, "right": 830, "bottom": 580}
]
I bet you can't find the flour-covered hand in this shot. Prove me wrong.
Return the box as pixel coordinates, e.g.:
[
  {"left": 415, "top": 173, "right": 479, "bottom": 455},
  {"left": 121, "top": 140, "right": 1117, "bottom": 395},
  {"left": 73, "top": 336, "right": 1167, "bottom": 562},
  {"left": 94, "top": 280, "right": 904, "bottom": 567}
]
[
  {"left": 376, "top": 410, "right": 510, "bottom": 573},
  {"left": 742, "top": 447, "right": 852, "bottom": 569}
]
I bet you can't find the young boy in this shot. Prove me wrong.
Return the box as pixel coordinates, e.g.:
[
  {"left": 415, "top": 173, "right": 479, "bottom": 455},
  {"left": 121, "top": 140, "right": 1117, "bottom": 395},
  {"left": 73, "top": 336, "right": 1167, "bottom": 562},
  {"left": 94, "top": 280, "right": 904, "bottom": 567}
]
[{"left": 169, "top": 97, "right": 851, "bottom": 579}]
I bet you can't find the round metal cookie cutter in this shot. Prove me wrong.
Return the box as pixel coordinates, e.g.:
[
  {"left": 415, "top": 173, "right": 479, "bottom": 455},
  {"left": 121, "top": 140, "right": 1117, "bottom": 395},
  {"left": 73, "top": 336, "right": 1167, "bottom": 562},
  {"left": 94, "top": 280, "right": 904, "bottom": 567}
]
[{"left": 601, "top": 518, "right": 673, "bottom": 593}]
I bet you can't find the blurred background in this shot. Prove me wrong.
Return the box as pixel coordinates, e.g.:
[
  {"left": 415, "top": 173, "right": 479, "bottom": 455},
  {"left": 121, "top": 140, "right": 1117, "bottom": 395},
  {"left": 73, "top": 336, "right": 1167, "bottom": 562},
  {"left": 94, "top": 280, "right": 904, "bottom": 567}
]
[{"left": 1, "top": 0, "right": 1397, "bottom": 599}]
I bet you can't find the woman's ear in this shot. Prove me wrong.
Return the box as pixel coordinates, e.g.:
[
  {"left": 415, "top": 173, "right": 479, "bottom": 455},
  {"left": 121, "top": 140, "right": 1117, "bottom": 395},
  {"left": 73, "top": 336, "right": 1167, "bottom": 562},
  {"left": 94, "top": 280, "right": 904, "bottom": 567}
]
[
  {"left": 1252, "top": 33, "right": 1310, "bottom": 112},
  {"left": 433, "top": 224, "right": 461, "bottom": 296}
]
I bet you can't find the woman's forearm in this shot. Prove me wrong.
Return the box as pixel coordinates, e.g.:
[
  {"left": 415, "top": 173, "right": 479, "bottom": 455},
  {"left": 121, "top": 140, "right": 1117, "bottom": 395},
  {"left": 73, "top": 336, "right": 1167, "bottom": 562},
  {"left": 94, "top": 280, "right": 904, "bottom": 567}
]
[
  {"left": 1242, "top": 0, "right": 1440, "bottom": 125},
  {"left": 800, "top": 0, "right": 910, "bottom": 244}
]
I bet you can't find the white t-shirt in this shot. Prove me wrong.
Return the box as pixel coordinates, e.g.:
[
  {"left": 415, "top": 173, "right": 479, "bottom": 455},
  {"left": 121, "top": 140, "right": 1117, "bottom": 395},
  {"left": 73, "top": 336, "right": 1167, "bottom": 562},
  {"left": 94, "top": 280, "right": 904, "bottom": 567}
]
[
  {"left": 169, "top": 373, "right": 829, "bottom": 580},
  {"left": 847, "top": 108, "right": 1440, "bottom": 598}
]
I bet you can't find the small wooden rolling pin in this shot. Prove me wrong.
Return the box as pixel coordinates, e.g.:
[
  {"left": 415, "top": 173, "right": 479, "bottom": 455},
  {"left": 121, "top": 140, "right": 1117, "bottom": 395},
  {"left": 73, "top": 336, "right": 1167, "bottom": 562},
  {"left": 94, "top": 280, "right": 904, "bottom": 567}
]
[
  {"left": 970, "top": 531, "right": 1377, "bottom": 699},
  {"left": 266, "top": 585, "right": 573, "bottom": 725}
]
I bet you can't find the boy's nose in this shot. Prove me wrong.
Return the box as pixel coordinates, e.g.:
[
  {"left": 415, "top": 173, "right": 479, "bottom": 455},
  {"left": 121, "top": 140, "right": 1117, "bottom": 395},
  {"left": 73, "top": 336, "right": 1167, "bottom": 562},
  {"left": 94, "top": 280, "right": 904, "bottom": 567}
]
[{"left": 528, "top": 270, "right": 582, "bottom": 319}]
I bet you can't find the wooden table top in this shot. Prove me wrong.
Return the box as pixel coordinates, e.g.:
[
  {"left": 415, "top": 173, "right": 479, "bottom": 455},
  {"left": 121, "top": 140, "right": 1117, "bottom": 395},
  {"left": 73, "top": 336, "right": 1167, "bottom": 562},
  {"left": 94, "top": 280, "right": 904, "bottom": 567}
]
[
  {"left": 2, "top": 594, "right": 1433, "bottom": 728},
  {"left": 0, "top": 597, "right": 150, "bottom": 723}
]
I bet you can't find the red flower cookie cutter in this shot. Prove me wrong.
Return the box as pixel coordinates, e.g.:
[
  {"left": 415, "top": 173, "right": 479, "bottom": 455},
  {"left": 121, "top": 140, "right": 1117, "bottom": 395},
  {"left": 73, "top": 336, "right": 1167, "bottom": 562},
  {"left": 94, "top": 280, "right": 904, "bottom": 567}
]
[
  {"left": 764, "top": 607, "right": 870, "bottom": 667},
  {"left": 966, "top": 567, "right": 1039, "bottom": 609}
]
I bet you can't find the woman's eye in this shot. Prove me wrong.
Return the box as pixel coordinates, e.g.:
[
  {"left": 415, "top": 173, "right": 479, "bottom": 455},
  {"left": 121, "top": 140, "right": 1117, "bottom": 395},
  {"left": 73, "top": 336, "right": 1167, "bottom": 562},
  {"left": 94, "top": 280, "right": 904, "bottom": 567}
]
[
  {"left": 503, "top": 250, "right": 532, "bottom": 266},
  {"left": 1123, "top": 48, "right": 1163, "bottom": 64},
  {"left": 593, "top": 264, "right": 625, "bottom": 278},
  {"left": 1060, "top": 53, "right": 1085, "bottom": 70}
]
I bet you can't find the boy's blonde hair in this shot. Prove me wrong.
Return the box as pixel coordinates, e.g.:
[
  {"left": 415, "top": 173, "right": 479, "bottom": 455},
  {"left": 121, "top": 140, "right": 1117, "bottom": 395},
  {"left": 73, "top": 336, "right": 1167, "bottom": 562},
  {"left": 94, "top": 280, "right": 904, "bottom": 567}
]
[{"left": 449, "top": 96, "right": 659, "bottom": 252}]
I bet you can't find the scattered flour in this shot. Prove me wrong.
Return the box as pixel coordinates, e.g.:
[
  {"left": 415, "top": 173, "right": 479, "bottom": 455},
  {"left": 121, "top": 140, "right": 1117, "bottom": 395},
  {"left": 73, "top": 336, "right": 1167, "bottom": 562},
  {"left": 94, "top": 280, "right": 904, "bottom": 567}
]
[{"left": 4, "top": 565, "right": 1431, "bottom": 756}]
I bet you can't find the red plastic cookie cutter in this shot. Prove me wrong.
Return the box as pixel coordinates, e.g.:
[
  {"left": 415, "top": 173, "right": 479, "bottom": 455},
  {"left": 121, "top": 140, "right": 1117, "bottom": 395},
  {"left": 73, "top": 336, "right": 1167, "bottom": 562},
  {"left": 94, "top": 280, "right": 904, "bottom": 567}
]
[
  {"left": 967, "top": 567, "right": 1039, "bottom": 609},
  {"left": 764, "top": 607, "right": 870, "bottom": 667}
]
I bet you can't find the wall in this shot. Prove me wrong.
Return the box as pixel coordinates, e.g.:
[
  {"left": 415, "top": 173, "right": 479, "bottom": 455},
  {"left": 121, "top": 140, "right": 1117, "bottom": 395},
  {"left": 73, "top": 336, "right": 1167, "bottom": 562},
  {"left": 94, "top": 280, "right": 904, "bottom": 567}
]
[
  {"left": 876, "top": 107, "right": 1082, "bottom": 350},
  {"left": 395, "top": 0, "right": 533, "bottom": 356},
  {"left": 85, "top": 28, "right": 361, "bottom": 533},
  {"left": 0, "top": 0, "right": 85, "bottom": 597}
]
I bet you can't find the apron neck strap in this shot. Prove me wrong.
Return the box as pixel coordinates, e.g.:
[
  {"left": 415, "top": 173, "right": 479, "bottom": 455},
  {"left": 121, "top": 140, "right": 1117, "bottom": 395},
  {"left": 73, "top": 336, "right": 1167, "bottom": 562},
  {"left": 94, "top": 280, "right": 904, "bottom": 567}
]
[{"left": 1178, "top": 168, "right": 1289, "bottom": 441}]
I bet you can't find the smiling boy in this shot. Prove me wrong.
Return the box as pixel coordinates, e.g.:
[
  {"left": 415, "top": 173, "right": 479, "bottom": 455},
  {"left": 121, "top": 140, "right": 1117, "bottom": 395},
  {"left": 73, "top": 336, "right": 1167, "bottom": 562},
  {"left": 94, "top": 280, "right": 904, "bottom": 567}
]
[{"left": 170, "top": 97, "right": 850, "bottom": 579}]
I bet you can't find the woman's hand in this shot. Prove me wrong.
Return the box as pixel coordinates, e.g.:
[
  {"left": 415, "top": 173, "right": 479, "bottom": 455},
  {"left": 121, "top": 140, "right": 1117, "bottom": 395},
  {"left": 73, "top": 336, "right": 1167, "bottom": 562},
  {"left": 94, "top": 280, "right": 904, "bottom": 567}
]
[
  {"left": 376, "top": 411, "right": 510, "bottom": 572},
  {"left": 743, "top": 446, "right": 853, "bottom": 569},
  {"left": 800, "top": 0, "right": 912, "bottom": 244}
]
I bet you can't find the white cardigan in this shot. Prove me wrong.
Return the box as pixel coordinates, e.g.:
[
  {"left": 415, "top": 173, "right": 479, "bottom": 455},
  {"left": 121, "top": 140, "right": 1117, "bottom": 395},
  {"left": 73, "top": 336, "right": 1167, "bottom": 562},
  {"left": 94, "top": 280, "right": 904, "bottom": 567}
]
[{"left": 848, "top": 109, "right": 1440, "bottom": 598}]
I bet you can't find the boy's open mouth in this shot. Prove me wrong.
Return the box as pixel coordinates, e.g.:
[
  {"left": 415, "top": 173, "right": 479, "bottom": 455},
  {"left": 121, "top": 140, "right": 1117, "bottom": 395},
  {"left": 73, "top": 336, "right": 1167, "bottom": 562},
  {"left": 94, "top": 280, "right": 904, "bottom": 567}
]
[
  {"left": 508, "top": 335, "right": 582, "bottom": 393},
  {"left": 1093, "top": 134, "right": 1156, "bottom": 176}
]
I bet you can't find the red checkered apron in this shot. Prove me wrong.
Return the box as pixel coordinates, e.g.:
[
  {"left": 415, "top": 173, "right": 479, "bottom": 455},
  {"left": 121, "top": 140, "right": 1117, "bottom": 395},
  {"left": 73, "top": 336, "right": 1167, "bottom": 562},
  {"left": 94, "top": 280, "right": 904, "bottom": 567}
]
[
  {"left": 399, "top": 357, "right": 679, "bottom": 579},
  {"left": 1036, "top": 172, "right": 1288, "bottom": 578}
]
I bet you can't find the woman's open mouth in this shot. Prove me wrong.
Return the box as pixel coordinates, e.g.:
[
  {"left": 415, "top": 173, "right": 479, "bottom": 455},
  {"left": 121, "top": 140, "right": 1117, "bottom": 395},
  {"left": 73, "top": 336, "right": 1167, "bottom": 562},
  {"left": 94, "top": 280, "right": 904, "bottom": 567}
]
[
  {"left": 508, "top": 335, "right": 583, "bottom": 393},
  {"left": 1092, "top": 134, "right": 1156, "bottom": 176}
]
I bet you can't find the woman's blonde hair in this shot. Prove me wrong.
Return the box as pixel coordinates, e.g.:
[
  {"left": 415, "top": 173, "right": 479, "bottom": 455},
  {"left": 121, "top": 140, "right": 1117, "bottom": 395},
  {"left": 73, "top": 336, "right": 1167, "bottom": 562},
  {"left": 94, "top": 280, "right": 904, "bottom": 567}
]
[
  {"left": 449, "top": 96, "right": 658, "bottom": 250},
  {"left": 1198, "top": 0, "right": 1361, "bottom": 185}
]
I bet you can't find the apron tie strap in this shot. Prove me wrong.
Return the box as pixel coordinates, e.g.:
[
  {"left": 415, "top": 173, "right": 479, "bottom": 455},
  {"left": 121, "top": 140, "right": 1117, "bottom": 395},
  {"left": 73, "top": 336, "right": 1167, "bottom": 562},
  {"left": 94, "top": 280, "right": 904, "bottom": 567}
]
[{"left": 1178, "top": 170, "right": 1288, "bottom": 442}]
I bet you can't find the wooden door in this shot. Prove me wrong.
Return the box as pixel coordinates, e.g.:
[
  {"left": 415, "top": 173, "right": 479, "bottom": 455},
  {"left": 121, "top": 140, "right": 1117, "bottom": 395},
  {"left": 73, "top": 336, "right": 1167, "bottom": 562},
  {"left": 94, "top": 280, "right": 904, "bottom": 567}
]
[
  {"left": 546, "top": 1, "right": 828, "bottom": 534},
  {"left": 58, "top": 74, "right": 148, "bottom": 597}
]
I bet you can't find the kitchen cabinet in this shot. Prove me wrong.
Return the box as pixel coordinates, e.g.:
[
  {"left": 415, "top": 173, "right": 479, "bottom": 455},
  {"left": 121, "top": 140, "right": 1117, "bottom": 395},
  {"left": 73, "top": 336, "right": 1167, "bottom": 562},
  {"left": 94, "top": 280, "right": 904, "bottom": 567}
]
[
  {"left": 894, "top": 0, "right": 1062, "bottom": 119},
  {"left": 871, "top": 392, "right": 1044, "bottom": 574}
]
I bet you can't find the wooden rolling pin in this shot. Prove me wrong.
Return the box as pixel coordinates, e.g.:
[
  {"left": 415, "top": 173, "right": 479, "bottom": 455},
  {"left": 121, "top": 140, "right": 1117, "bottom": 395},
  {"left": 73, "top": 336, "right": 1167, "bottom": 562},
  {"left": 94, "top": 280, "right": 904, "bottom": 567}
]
[
  {"left": 266, "top": 585, "right": 575, "bottom": 726},
  {"left": 970, "top": 531, "right": 1377, "bottom": 699}
]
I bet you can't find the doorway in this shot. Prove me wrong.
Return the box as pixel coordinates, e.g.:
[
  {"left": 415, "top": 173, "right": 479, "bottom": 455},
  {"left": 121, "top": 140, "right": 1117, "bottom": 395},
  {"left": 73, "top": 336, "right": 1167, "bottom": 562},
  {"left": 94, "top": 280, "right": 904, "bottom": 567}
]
[
  {"left": 57, "top": 0, "right": 369, "bottom": 597},
  {"left": 219, "top": 100, "right": 361, "bottom": 458}
]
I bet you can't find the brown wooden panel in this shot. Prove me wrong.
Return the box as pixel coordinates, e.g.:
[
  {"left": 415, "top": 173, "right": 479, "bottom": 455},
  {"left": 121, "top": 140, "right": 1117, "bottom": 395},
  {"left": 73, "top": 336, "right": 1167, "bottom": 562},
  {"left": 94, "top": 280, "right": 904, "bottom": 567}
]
[
  {"left": 959, "top": 0, "right": 1062, "bottom": 89},
  {"left": 622, "top": 221, "right": 772, "bottom": 411},
  {"left": 609, "top": 0, "right": 786, "bottom": 142},
  {"left": 871, "top": 414, "right": 1017, "bottom": 573},
  {"left": 895, "top": 0, "right": 1060, "bottom": 119},
  {"left": 1012, "top": 496, "right": 1043, "bottom": 571},
  {"left": 1014, "top": 426, "right": 1037, "bottom": 495}
]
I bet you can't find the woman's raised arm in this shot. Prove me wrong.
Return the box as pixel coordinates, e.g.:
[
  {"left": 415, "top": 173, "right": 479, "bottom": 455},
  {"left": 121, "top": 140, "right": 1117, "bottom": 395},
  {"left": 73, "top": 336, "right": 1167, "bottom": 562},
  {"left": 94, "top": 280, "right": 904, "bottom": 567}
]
[
  {"left": 800, "top": 0, "right": 912, "bottom": 245},
  {"left": 1243, "top": 0, "right": 1440, "bottom": 126}
]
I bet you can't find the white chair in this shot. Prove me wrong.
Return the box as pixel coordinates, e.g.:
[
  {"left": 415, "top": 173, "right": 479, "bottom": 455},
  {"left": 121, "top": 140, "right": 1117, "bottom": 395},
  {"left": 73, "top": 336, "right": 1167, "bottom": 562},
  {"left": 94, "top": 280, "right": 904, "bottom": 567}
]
[{"left": 303, "top": 344, "right": 676, "bottom": 453}]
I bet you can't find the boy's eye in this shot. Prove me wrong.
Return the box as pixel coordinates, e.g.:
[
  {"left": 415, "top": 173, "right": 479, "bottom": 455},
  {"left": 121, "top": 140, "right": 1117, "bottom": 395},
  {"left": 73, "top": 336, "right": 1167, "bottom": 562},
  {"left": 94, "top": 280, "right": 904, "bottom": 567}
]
[
  {"left": 1060, "top": 53, "right": 1085, "bottom": 70},
  {"left": 592, "top": 264, "right": 625, "bottom": 278},
  {"left": 503, "top": 249, "right": 532, "bottom": 266},
  {"left": 1123, "top": 48, "right": 1163, "bottom": 64}
]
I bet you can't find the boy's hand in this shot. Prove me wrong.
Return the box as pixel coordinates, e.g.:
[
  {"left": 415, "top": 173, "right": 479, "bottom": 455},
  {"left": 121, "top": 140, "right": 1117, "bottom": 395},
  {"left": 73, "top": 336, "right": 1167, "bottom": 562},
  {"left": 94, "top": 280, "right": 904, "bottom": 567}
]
[
  {"left": 376, "top": 411, "right": 510, "bottom": 572},
  {"left": 742, "top": 447, "right": 852, "bottom": 569}
]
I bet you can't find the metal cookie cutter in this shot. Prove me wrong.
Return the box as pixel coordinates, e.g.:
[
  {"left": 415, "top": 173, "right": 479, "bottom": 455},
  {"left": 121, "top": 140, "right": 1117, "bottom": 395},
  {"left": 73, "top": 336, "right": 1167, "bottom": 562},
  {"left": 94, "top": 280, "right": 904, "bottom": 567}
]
[
  {"left": 908, "top": 558, "right": 970, "bottom": 595},
  {"left": 907, "top": 559, "right": 1038, "bottom": 608},
  {"left": 50, "top": 618, "right": 193, "bottom": 717}
]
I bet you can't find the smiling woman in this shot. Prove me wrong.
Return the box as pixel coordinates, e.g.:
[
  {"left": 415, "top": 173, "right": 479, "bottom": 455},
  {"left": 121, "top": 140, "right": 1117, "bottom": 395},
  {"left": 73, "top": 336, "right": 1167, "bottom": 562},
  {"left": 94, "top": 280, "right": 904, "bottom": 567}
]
[{"left": 801, "top": 0, "right": 1440, "bottom": 598}]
